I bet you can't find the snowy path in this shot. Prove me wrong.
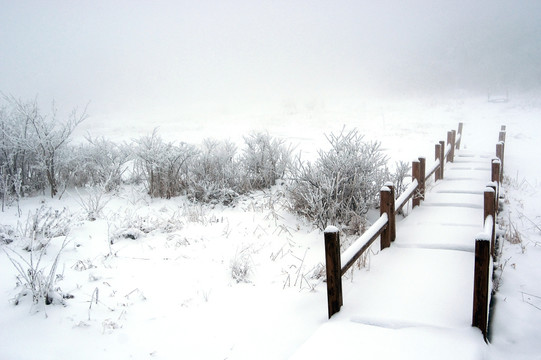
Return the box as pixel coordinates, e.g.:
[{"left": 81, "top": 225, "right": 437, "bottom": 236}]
[{"left": 291, "top": 150, "right": 494, "bottom": 359}]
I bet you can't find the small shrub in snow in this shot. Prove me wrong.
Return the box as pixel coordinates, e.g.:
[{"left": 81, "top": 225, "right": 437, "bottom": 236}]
[
  {"left": 188, "top": 139, "right": 241, "bottom": 205},
  {"left": 391, "top": 160, "right": 411, "bottom": 199},
  {"left": 230, "top": 247, "right": 254, "bottom": 283},
  {"left": 134, "top": 129, "right": 198, "bottom": 199},
  {"left": 288, "top": 127, "right": 389, "bottom": 232},
  {"left": 241, "top": 132, "right": 293, "bottom": 191},
  {"left": 74, "top": 185, "right": 111, "bottom": 221},
  {"left": 18, "top": 206, "right": 73, "bottom": 251},
  {"left": 3, "top": 237, "right": 71, "bottom": 306},
  {"left": 0, "top": 224, "right": 16, "bottom": 244}
]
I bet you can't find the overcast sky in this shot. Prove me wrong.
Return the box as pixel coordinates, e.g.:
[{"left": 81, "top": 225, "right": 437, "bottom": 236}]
[{"left": 1, "top": 0, "right": 540, "bottom": 121}]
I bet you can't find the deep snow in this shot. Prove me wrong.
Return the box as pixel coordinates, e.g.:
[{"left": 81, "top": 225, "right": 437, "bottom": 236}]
[{"left": 1, "top": 94, "right": 541, "bottom": 359}]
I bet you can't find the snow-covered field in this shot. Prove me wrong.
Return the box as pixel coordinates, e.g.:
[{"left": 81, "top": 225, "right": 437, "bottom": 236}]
[{"left": 1, "top": 94, "right": 541, "bottom": 359}]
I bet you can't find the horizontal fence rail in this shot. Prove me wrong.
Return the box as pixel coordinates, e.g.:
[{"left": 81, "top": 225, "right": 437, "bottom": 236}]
[{"left": 324, "top": 122, "right": 464, "bottom": 318}]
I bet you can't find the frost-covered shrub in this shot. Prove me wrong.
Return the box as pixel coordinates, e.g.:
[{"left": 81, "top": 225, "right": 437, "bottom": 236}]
[
  {"left": 188, "top": 139, "right": 241, "bottom": 205},
  {"left": 241, "top": 132, "right": 293, "bottom": 191},
  {"left": 134, "top": 129, "right": 198, "bottom": 199},
  {"left": 289, "top": 128, "right": 389, "bottom": 232},
  {"left": 68, "top": 137, "right": 132, "bottom": 192},
  {"left": 74, "top": 186, "right": 111, "bottom": 221},
  {"left": 391, "top": 160, "right": 411, "bottom": 199},
  {"left": 19, "top": 206, "right": 73, "bottom": 251},
  {"left": 4, "top": 237, "right": 71, "bottom": 306},
  {"left": 0, "top": 96, "right": 87, "bottom": 198},
  {"left": 230, "top": 247, "right": 254, "bottom": 283}
]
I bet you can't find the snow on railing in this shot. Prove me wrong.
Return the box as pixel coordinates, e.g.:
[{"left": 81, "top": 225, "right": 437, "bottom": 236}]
[
  {"left": 340, "top": 213, "right": 388, "bottom": 274},
  {"left": 395, "top": 179, "right": 418, "bottom": 214}
]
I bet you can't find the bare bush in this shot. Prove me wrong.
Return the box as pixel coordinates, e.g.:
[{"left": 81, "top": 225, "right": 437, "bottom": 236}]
[
  {"left": 3, "top": 237, "right": 71, "bottom": 306},
  {"left": 288, "top": 128, "right": 389, "bottom": 232},
  {"left": 134, "top": 129, "right": 198, "bottom": 199},
  {"left": 18, "top": 206, "right": 73, "bottom": 251},
  {"left": 188, "top": 139, "right": 241, "bottom": 205},
  {"left": 230, "top": 246, "right": 254, "bottom": 283},
  {"left": 69, "top": 137, "right": 131, "bottom": 192},
  {"left": 74, "top": 186, "right": 111, "bottom": 221},
  {"left": 241, "top": 132, "right": 293, "bottom": 191}
]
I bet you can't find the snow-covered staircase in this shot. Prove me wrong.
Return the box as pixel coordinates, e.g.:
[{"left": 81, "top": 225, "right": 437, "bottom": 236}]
[{"left": 291, "top": 150, "right": 495, "bottom": 360}]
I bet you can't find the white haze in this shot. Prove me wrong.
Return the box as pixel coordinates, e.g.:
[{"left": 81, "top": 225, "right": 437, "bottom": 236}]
[{"left": 1, "top": 0, "right": 540, "bottom": 127}]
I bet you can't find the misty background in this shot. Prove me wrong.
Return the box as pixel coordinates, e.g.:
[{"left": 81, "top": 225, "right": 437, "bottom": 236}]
[{"left": 1, "top": 0, "right": 540, "bottom": 128}]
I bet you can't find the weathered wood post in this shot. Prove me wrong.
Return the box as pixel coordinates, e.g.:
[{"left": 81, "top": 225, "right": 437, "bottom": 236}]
[
  {"left": 472, "top": 234, "right": 491, "bottom": 341},
  {"left": 496, "top": 142, "right": 504, "bottom": 183},
  {"left": 456, "top": 122, "right": 464, "bottom": 149},
  {"left": 447, "top": 130, "right": 456, "bottom": 162},
  {"left": 439, "top": 140, "right": 445, "bottom": 178},
  {"left": 412, "top": 160, "right": 420, "bottom": 208},
  {"left": 384, "top": 182, "right": 396, "bottom": 242},
  {"left": 435, "top": 143, "right": 442, "bottom": 181},
  {"left": 447, "top": 131, "right": 453, "bottom": 162},
  {"left": 324, "top": 227, "right": 342, "bottom": 318},
  {"left": 473, "top": 186, "right": 496, "bottom": 341},
  {"left": 380, "top": 186, "right": 392, "bottom": 249},
  {"left": 485, "top": 186, "right": 496, "bottom": 256},
  {"left": 418, "top": 156, "right": 426, "bottom": 201},
  {"left": 491, "top": 159, "right": 501, "bottom": 212},
  {"left": 451, "top": 129, "right": 457, "bottom": 154},
  {"left": 499, "top": 130, "right": 506, "bottom": 143}
]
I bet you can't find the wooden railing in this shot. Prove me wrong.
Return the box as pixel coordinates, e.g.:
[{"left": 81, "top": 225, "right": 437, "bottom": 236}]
[
  {"left": 472, "top": 125, "right": 506, "bottom": 340},
  {"left": 324, "top": 123, "right": 464, "bottom": 318}
]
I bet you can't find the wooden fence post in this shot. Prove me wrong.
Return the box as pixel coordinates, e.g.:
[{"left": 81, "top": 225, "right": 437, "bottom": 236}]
[
  {"left": 499, "top": 130, "right": 506, "bottom": 143},
  {"left": 324, "top": 227, "right": 342, "bottom": 318},
  {"left": 496, "top": 142, "right": 504, "bottom": 183},
  {"left": 491, "top": 159, "right": 501, "bottom": 212},
  {"left": 412, "top": 160, "right": 420, "bottom": 208},
  {"left": 435, "top": 143, "right": 442, "bottom": 181},
  {"left": 447, "top": 131, "right": 456, "bottom": 162},
  {"left": 380, "top": 186, "right": 392, "bottom": 250},
  {"left": 473, "top": 186, "right": 496, "bottom": 341},
  {"left": 472, "top": 235, "right": 491, "bottom": 341},
  {"left": 418, "top": 156, "right": 426, "bottom": 201},
  {"left": 439, "top": 140, "right": 445, "bottom": 178},
  {"left": 484, "top": 187, "right": 496, "bottom": 256},
  {"left": 456, "top": 122, "right": 464, "bottom": 149},
  {"left": 384, "top": 182, "right": 396, "bottom": 242}
]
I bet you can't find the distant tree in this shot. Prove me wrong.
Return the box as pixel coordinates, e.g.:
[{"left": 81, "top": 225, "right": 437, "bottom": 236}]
[{"left": 1, "top": 96, "right": 87, "bottom": 198}]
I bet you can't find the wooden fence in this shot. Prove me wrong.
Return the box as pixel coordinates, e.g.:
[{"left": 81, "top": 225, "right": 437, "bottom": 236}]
[
  {"left": 324, "top": 122, "right": 507, "bottom": 342},
  {"left": 324, "top": 122, "right": 463, "bottom": 318},
  {"left": 472, "top": 125, "right": 506, "bottom": 340}
]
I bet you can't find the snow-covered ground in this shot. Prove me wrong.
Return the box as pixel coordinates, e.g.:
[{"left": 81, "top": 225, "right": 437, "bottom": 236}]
[{"left": 1, "top": 93, "right": 540, "bottom": 359}]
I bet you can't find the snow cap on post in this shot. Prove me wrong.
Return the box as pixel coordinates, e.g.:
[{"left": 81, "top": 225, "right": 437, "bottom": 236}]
[
  {"left": 475, "top": 232, "right": 491, "bottom": 242},
  {"left": 381, "top": 186, "right": 391, "bottom": 193},
  {"left": 324, "top": 225, "right": 340, "bottom": 233},
  {"left": 384, "top": 181, "right": 394, "bottom": 188}
]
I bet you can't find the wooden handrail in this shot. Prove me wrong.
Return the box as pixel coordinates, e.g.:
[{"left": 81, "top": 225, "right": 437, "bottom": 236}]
[
  {"left": 425, "top": 158, "right": 441, "bottom": 182},
  {"left": 395, "top": 179, "right": 418, "bottom": 214},
  {"left": 340, "top": 213, "right": 388, "bottom": 275}
]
